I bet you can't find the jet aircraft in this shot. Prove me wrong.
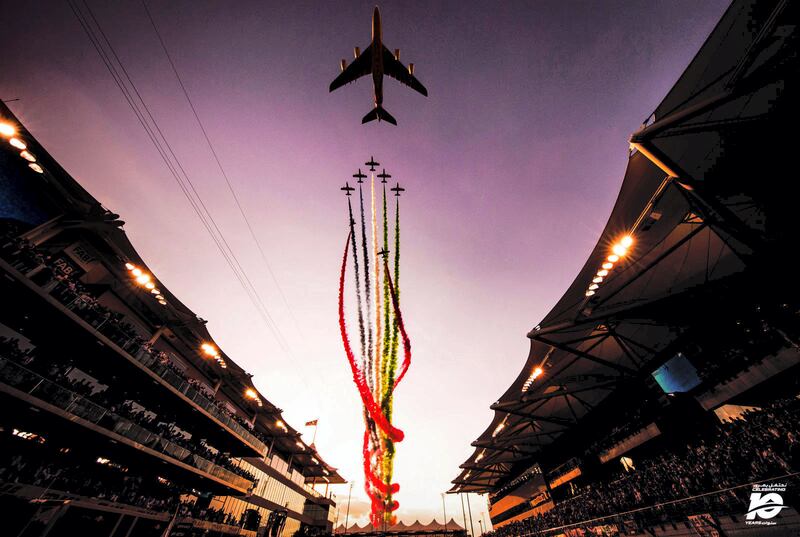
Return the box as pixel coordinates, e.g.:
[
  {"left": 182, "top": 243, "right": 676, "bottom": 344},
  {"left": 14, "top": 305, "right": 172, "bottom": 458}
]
[
  {"left": 377, "top": 169, "right": 391, "bottom": 183},
  {"left": 330, "top": 7, "right": 428, "bottom": 125}
]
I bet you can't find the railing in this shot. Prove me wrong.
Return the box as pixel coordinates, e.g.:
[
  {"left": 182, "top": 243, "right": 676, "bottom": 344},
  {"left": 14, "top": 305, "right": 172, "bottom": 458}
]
[
  {"left": 1, "top": 254, "right": 269, "bottom": 456},
  {"left": 0, "top": 356, "right": 254, "bottom": 492},
  {"left": 132, "top": 349, "right": 267, "bottom": 454},
  {"left": 515, "top": 472, "right": 800, "bottom": 537},
  {"left": 267, "top": 455, "right": 323, "bottom": 499}
]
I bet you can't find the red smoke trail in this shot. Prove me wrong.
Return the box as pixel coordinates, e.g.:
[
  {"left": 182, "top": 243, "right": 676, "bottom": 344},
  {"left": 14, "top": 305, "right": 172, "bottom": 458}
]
[
  {"left": 339, "top": 231, "right": 405, "bottom": 442},
  {"left": 384, "top": 261, "right": 412, "bottom": 388}
]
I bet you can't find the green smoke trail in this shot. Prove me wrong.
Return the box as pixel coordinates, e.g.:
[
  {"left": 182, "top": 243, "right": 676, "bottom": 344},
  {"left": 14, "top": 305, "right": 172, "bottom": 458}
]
[
  {"left": 380, "top": 195, "right": 402, "bottom": 502},
  {"left": 388, "top": 196, "right": 401, "bottom": 393},
  {"left": 381, "top": 183, "right": 393, "bottom": 402}
]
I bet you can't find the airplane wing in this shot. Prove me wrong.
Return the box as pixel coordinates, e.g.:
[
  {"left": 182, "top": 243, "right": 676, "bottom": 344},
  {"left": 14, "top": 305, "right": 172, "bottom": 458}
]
[
  {"left": 329, "top": 47, "right": 373, "bottom": 92},
  {"left": 382, "top": 46, "right": 428, "bottom": 96}
]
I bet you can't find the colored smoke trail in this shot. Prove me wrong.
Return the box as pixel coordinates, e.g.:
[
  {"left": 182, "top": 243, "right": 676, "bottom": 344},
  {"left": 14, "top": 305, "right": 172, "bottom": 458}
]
[
  {"left": 384, "top": 260, "right": 411, "bottom": 388},
  {"left": 385, "top": 197, "right": 402, "bottom": 397},
  {"left": 371, "top": 173, "right": 382, "bottom": 403},
  {"left": 348, "top": 198, "right": 368, "bottom": 378},
  {"left": 381, "top": 183, "right": 393, "bottom": 407},
  {"left": 341, "top": 162, "right": 410, "bottom": 524},
  {"left": 358, "top": 181, "right": 375, "bottom": 393},
  {"left": 338, "top": 230, "right": 404, "bottom": 443}
]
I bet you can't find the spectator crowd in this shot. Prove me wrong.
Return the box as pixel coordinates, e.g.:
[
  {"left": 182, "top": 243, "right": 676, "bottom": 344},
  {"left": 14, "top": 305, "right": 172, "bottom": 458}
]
[
  {"left": 485, "top": 399, "right": 799, "bottom": 537},
  {"left": 0, "top": 336, "right": 257, "bottom": 484}
]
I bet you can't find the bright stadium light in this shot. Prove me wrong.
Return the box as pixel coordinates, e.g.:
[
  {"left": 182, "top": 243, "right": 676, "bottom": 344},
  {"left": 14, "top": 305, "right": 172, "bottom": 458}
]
[
  {"left": 585, "top": 290, "right": 595, "bottom": 297},
  {"left": 0, "top": 122, "right": 16, "bottom": 137},
  {"left": 597, "top": 270, "right": 608, "bottom": 277},
  {"left": 9, "top": 137, "right": 26, "bottom": 150},
  {"left": 589, "top": 284, "right": 599, "bottom": 290},
  {"left": 28, "top": 163, "right": 44, "bottom": 174},
  {"left": 492, "top": 421, "right": 506, "bottom": 437},
  {"left": 245, "top": 388, "right": 262, "bottom": 405},
  {"left": 131, "top": 267, "right": 142, "bottom": 277},
  {"left": 621, "top": 235, "right": 634, "bottom": 248},
  {"left": 20, "top": 150, "right": 36, "bottom": 162},
  {"left": 592, "top": 277, "right": 603, "bottom": 283},
  {"left": 602, "top": 262, "right": 613, "bottom": 270},
  {"left": 607, "top": 254, "right": 619, "bottom": 263},
  {"left": 201, "top": 343, "right": 219, "bottom": 357},
  {"left": 151, "top": 288, "right": 160, "bottom": 294},
  {"left": 125, "top": 262, "right": 135, "bottom": 270}
]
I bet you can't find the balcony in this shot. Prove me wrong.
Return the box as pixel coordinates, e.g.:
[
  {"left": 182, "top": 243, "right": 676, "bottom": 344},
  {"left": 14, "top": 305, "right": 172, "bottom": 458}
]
[
  {"left": 0, "top": 256, "right": 268, "bottom": 457},
  {"left": 0, "top": 356, "right": 254, "bottom": 494}
]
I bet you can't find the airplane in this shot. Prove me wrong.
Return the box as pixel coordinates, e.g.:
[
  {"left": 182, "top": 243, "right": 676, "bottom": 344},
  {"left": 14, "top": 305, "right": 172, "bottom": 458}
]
[
  {"left": 353, "top": 169, "right": 367, "bottom": 183},
  {"left": 365, "top": 156, "right": 379, "bottom": 171},
  {"left": 341, "top": 182, "right": 355, "bottom": 196},
  {"left": 377, "top": 169, "right": 391, "bottom": 183},
  {"left": 377, "top": 248, "right": 390, "bottom": 258},
  {"left": 391, "top": 183, "right": 405, "bottom": 196},
  {"left": 330, "top": 6, "right": 428, "bottom": 126}
]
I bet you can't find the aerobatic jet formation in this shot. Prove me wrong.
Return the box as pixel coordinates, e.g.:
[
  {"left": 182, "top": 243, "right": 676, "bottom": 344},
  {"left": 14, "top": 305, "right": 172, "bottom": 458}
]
[{"left": 330, "top": 7, "right": 428, "bottom": 126}]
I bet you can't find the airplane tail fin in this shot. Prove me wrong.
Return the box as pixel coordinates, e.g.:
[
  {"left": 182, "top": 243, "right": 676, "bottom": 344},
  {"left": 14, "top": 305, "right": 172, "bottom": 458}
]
[{"left": 362, "top": 106, "right": 397, "bottom": 126}]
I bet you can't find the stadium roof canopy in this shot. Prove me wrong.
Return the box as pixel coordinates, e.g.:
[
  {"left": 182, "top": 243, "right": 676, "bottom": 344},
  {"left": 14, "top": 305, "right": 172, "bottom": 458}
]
[{"left": 451, "top": 0, "right": 798, "bottom": 493}]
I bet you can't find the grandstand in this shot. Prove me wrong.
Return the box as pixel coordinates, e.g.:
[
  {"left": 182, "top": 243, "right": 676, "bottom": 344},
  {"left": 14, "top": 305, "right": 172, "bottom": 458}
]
[
  {"left": 451, "top": 0, "right": 800, "bottom": 535},
  {"left": 0, "top": 101, "right": 344, "bottom": 536}
]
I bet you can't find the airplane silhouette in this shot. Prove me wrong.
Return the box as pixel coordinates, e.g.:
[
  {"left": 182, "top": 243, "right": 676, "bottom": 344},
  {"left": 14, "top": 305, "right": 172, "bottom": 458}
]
[
  {"left": 377, "top": 169, "right": 391, "bottom": 183},
  {"left": 365, "top": 156, "right": 379, "bottom": 171},
  {"left": 378, "top": 248, "right": 390, "bottom": 258},
  {"left": 353, "top": 169, "right": 367, "bottom": 183},
  {"left": 341, "top": 182, "right": 355, "bottom": 196},
  {"left": 329, "top": 7, "right": 428, "bottom": 126},
  {"left": 391, "top": 183, "right": 405, "bottom": 196}
]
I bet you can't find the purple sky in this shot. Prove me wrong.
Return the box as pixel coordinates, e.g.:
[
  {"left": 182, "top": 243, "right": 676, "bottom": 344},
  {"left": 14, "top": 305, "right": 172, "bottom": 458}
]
[{"left": 1, "top": 0, "right": 729, "bottom": 528}]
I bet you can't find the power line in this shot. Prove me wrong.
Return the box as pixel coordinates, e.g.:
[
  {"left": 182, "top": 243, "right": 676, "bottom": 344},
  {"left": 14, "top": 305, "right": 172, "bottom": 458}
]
[
  {"left": 140, "top": 0, "right": 301, "bottom": 332},
  {"left": 68, "top": 0, "right": 293, "bottom": 356}
]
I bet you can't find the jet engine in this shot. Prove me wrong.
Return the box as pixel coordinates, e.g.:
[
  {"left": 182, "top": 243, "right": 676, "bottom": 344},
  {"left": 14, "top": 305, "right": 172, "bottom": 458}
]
[
  {"left": 394, "top": 48, "right": 400, "bottom": 60},
  {"left": 408, "top": 63, "right": 414, "bottom": 75},
  {"left": 354, "top": 47, "right": 361, "bottom": 59}
]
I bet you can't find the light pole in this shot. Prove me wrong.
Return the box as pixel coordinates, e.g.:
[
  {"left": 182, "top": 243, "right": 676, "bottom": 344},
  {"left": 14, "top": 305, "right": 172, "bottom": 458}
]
[
  {"left": 344, "top": 482, "right": 354, "bottom": 534},
  {"left": 441, "top": 492, "right": 448, "bottom": 531},
  {"left": 466, "top": 493, "right": 475, "bottom": 537},
  {"left": 459, "top": 494, "right": 468, "bottom": 536}
]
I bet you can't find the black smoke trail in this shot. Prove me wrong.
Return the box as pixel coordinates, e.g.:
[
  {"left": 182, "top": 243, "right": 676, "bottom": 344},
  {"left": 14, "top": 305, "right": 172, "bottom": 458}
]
[{"left": 347, "top": 198, "right": 368, "bottom": 377}]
